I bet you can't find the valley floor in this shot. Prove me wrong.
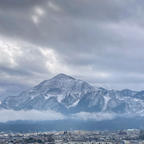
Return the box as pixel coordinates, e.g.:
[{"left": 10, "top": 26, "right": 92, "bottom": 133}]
[{"left": 1, "top": 129, "right": 144, "bottom": 144}]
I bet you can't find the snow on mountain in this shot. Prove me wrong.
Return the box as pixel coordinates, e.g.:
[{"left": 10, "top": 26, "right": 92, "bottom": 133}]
[
  {"left": 1, "top": 73, "right": 144, "bottom": 115},
  {"left": 0, "top": 74, "right": 95, "bottom": 112}
]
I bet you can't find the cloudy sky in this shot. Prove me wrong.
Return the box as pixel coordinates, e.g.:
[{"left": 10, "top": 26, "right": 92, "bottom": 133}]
[{"left": 0, "top": 0, "right": 144, "bottom": 97}]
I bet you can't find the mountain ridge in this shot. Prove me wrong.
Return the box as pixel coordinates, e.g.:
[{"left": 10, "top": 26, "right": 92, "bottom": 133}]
[{"left": 1, "top": 73, "right": 144, "bottom": 115}]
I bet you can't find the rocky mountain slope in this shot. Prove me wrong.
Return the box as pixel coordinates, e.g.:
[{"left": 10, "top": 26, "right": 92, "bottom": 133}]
[{"left": 1, "top": 73, "right": 144, "bottom": 114}]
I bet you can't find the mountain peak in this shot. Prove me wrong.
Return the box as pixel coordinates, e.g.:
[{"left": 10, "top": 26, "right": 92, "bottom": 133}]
[
  {"left": 2, "top": 73, "right": 144, "bottom": 115},
  {"left": 52, "top": 73, "right": 75, "bottom": 80}
]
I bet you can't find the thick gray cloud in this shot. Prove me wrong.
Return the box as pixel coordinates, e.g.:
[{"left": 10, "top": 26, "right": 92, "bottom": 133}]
[{"left": 0, "top": 0, "right": 144, "bottom": 97}]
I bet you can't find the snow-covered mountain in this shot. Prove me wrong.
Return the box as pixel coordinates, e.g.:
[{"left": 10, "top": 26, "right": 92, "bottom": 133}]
[{"left": 1, "top": 73, "right": 144, "bottom": 114}]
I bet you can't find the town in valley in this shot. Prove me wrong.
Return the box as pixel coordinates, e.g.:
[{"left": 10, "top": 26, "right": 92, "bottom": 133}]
[{"left": 1, "top": 129, "right": 144, "bottom": 144}]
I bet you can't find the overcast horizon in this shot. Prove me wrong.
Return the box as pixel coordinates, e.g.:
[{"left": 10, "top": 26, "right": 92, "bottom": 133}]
[{"left": 1, "top": 0, "right": 144, "bottom": 97}]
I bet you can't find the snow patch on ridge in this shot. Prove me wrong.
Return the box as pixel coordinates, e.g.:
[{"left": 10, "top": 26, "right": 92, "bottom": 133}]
[
  {"left": 67, "top": 99, "right": 80, "bottom": 109},
  {"left": 102, "top": 95, "right": 111, "bottom": 111}
]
